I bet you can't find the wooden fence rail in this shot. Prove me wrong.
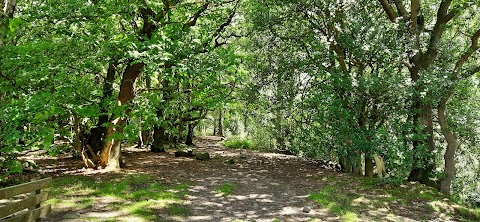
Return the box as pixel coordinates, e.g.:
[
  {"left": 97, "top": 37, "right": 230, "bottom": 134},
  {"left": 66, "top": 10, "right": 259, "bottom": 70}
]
[{"left": 0, "top": 178, "right": 52, "bottom": 222}]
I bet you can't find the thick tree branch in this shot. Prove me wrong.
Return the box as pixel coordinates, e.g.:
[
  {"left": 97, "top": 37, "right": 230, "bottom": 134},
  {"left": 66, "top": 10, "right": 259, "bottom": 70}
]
[
  {"left": 183, "top": 3, "right": 209, "bottom": 30},
  {"left": 411, "top": 0, "right": 420, "bottom": 30},
  {"left": 393, "top": 0, "right": 408, "bottom": 18},
  {"left": 378, "top": 0, "right": 398, "bottom": 22},
  {"left": 421, "top": 0, "right": 453, "bottom": 67},
  {"left": 0, "top": 71, "right": 28, "bottom": 93},
  {"left": 462, "top": 66, "right": 480, "bottom": 79},
  {"left": 455, "top": 29, "right": 480, "bottom": 73}
]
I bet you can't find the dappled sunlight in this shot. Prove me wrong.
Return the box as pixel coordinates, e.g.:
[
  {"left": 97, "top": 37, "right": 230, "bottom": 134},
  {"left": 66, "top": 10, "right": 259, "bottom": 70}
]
[{"left": 28, "top": 137, "right": 475, "bottom": 221}]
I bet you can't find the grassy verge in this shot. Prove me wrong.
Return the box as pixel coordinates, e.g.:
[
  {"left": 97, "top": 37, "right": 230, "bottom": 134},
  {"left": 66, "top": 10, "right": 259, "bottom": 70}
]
[
  {"left": 47, "top": 174, "right": 191, "bottom": 221},
  {"left": 308, "top": 176, "right": 480, "bottom": 222}
]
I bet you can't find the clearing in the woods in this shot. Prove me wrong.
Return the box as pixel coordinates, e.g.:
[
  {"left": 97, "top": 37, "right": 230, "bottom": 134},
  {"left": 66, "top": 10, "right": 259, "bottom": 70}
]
[{"left": 13, "top": 137, "right": 479, "bottom": 222}]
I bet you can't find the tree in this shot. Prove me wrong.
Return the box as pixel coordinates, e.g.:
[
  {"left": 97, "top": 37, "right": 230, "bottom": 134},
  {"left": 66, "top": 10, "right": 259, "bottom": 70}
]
[{"left": 377, "top": 0, "right": 480, "bottom": 191}]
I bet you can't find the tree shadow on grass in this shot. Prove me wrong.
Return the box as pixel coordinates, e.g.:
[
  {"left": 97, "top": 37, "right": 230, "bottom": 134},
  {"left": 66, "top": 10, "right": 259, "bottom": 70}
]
[
  {"left": 308, "top": 176, "right": 472, "bottom": 222},
  {"left": 45, "top": 174, "right": 193, "bottom": 222}
]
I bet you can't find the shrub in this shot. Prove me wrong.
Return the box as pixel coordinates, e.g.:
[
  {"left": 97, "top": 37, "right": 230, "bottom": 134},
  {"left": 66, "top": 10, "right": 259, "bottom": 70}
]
[{"left": 223, "top": 137, "right": 252, "bottom": 149}]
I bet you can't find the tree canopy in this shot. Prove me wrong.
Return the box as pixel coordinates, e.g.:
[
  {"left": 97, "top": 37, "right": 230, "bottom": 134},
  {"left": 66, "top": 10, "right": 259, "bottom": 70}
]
[{"left": 1, "top": 0, "right": 480, "bottom": 205}]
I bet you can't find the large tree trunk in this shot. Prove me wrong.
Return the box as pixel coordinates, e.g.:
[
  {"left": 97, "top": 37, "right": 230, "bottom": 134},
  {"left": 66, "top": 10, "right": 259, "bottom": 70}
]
[
  {"left": 99, "top": 63, "right": 144, "bottom": 170},
  {"left": 408, "top": 67, "right": 437, "bottom": 186},
  {"left": 408, "top": 105, "right": 437, "bottom": 186},
  {"left": 151, "top": 109, "right": 166, "bottom": 152},
  {"left": 86, "top": 62, "right": 116, "bottom": 154},
  {"left": 390, "top": 0, "right": 452, "bottom": 188},
  {"left": 438, "top": 95, "right": 459, "bottom": 194},
  {"left": 151, "top": 125, "right": 166, "bottom": 152}
]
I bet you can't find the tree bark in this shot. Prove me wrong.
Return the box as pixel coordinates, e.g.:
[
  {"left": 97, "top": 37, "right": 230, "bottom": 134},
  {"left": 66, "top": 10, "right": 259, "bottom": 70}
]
[
  {"left": 365, "top": 155, "right": 374, "bottom": 177},
  {"left": 151, "top": 125, "right": 166, "bottom": 152},
  {"left": 378, "top": 0, "right": 453, "bottom": 189},
  {"left": 408, "top": 104, "right": 437, "bottom": 186},
  {"left": 438, "top": 94, "right": 459, "bottom": 194},
  {"left": 99, "top": 63, "right": 144, "bottom": 169},
  {"left": 213, "top": 118, "right": 217, "bottom": 136},
  {"left": 0, "top": 0, "right": 16, "bottom": 45},
  {"left": 217, "top": 108, "right": 224, "bottom": 137},
  {"left": 185, "top": 123, "right": 194, "bottom": 146},
  {"left": 86, "top": 62, "right": 116, "bottom": 154},
  {"left": 0, "top": 0, "right": 16, "bottom": 18}
]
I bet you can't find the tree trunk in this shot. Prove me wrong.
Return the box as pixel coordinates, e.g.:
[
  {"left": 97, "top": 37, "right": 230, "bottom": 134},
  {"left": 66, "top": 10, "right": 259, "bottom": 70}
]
[
  {"left": 438, "top": 95, "right": 459, "bottom": 194},
  {"left": 138, "top": 75, "right": 152, "bottom": 148},
  {"left": 151, "top": 102, "right": 167, "bottom": 152},
  {"left": 408, "top": 67, "right": 436, "bottom": 184},
  {"left": 213, "top": 121, "right": 217, "bottom": 136},
  {"left": 86, "top": 62, "right": 116, "bottom": 154},
  {"left": 99, "top": 63, "right": 144, "bottom": 169},
  {"left": 341, "top": 157, "right": 353, "bottom": 173},
  {"left": 151, "top": 125, "right": 166, "bottom": 152},
  {"left": 218, "top": 108, "right": 224, "bottom": 137},
  {"left": 352, "top": 151, "right": 362, "bottom": 175},
  {"left": 185, "top": 123, "right": 194, "bottom": 146},
  {"left": 365, "top": 155, "right": 374, "bottom": 177},
  {"left": 408, "top": 105, "right": 436, "bottom": 186},
  {"left": 0, "top": 0, "right": 16, "bottom": 46}
]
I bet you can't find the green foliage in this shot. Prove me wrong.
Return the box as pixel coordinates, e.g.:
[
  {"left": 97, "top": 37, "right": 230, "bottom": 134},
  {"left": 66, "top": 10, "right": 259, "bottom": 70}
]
[
  {"left": 0, "top": 157, "right": 23, "bottom": 183},
  {"left": 0, "top": 0, "right": 479, "bottom": 209},
  {"left": 215, "top": 182, "right": 235, "bottom": 197},
  {"left": 223, "top": 136, "right": 253, "bottom": 150}
]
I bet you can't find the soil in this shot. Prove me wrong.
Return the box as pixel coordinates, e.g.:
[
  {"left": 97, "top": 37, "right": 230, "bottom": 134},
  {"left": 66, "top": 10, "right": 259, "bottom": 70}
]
[{"left": 15, "top": 136, "right": 460, "bottom": 222}]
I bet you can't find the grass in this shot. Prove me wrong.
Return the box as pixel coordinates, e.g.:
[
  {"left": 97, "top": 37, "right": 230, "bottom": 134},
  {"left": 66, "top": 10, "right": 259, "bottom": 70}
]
[
  {"left": 46, "top": 174, "right": 192, "bottom": 221},
  {"left": 309, "top": 176, "right": 480, "bottom": 222},
  {"left": 223, "top": 136, "right": 253, "bottom": 149},
  {"left": 308, "top": 185, "right": 359, "bottom": 219},
  {"left": 215, "top": 182, "right": 235, "bottom": 197}
]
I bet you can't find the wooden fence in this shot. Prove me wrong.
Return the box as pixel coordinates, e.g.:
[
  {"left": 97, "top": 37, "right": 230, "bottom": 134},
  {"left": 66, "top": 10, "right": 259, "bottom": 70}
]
[{"left": 0, "top": 177, "right": 52, "bottom": 222}]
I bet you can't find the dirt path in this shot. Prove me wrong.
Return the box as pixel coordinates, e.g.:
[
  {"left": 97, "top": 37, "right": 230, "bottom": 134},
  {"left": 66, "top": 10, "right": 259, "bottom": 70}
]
[
  {"left": 167, "top": 137, "right": 335, "bottom": 221},
  {"left": 33, "top": 136, "right": 457, "bottom": 222}
]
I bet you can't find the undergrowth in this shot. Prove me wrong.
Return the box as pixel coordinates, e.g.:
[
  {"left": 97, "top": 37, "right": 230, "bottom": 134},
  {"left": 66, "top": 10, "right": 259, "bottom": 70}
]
[{"left": 222, "top": 136, "right": 253, "bottom": 150}]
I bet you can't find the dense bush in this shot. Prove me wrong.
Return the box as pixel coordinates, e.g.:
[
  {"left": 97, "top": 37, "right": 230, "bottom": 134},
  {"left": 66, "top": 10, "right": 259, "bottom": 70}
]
[{"left": 223, "top": 137, "right": 253, "bottom": 150}]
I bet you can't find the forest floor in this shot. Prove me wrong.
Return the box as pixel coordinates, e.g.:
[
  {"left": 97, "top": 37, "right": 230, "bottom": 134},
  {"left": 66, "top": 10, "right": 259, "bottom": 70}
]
[{"left": 10, "top": 136, "right": 480, "bottom": 222}]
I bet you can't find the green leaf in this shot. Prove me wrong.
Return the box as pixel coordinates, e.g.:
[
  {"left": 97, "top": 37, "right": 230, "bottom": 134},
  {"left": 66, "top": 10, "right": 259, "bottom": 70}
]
[{"left": 43, "top": 128, "right": 55, "bottom": 150}]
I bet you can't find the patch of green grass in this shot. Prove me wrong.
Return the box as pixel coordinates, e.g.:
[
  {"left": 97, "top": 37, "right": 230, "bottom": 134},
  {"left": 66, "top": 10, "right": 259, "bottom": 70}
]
[
  {"left": 454, "top": 205, "right": 480, "bottom": 221},
  {"left": 310, "top": 175, "right": 480, "bottom": 221},
  {"left": 342, "top": 212, "right": 359, "bottom": 222},
  {"left": 308, "top": 185, "right": 357, "bottom": 216},
  {"left": 215, "top": 182, "right": 235, "bottom": 197},
  {"left": 223, "top": 137, "right": 252, "bottom": 149},
  {"left": 418, "top": 189, "right": 440, "bottom": 201},
  {"left": 360, "top": 177, "right": 380, "bottom": 188},
  {"left": 272, "top": 218, "right": 282, "bottom": 222},
  {"left": 166, "top": 203, "right": 191, "bottom": 216},
  {"left": 49, "top": 174, "right": 191, "bottom": 221},
  {"left": 124, "top": 200, "right": 155, "bottom": 219}
]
